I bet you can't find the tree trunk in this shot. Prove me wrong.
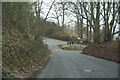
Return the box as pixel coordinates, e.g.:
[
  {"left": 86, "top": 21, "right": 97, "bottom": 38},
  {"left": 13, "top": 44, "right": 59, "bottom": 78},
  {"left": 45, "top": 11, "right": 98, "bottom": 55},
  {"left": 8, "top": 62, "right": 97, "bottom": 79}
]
[
  {"left": 103, "top": 2, "right": 112, "bottom": 42},
  {"left": 62, "top": 3, "right": 65, "bottom": 28},
  {"left": 89, "top": 26, "right": 92, "bottom": 42},
  {"left": 94, "top": 2, "right": 100, "bottom": 43},
  {"left": 86, "top": 19, "right": 89, "bottom": 41},
  {"left": 80, "top": 3, "right": 83, "bottom": 39}
]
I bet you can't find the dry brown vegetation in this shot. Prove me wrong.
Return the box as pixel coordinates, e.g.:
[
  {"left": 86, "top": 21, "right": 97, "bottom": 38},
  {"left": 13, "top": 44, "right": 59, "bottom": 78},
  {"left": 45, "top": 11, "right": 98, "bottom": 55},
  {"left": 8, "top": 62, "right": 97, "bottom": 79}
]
[
  {"left": 2, "top": 27, "right": 51, "bottom": 78},
  {"left": 81, "top": 42, "right": 119, "bottom": 63}
]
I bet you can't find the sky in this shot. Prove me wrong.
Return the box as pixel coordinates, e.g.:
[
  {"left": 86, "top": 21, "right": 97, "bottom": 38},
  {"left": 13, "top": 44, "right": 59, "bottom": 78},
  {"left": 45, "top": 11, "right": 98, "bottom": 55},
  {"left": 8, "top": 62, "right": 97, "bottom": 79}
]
[
  {"left": 39, "top": 0, "right": 119, "bottom": 27},
  {"left": 1, "top": 0, "right": 119, "bottom": 2},
  {"left": 1, "top": 0, "right": 119, "bottom": 36},
  {"left": 40, "top": 0, "right": 76, "bottom": 26},
  {"left": 38, "top": 0, "right": 119, "bottom": 36}
]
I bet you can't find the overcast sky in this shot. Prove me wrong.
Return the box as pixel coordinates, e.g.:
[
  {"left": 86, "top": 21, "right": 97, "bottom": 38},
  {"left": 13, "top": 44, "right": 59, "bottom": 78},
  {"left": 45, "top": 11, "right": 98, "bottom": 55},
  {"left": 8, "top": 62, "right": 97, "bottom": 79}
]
[
  {"left": 40, "top": 0, "right": 118, "bottom": 26},
  {"left": 1, "top": 0, "right": 119, "bottom": 35},
  {"left": 39, "top": 0, "right": 76, "bottom": 27},
  {"left": 39, "top": 0, "right": 119, "bottom": 36}
]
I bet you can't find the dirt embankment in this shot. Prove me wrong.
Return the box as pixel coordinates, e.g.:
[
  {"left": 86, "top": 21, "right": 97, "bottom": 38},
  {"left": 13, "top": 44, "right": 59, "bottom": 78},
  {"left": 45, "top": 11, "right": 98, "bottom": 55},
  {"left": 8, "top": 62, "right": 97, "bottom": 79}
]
[
  {"left": 2, "top": 27, "right": 51, "bottom": 78},
  {"left": 81, "top": 42, "right": 119, "bottom": 63}
]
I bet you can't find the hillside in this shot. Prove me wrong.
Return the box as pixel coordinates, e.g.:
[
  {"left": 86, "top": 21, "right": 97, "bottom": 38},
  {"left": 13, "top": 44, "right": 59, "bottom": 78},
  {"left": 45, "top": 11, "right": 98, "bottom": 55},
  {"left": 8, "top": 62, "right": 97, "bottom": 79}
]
[
  {"left": 2, "top": 27, "right": 51, "bottom": 78},
  {"left": 81, "top": 42, "right": 119, "bottom": 63}
]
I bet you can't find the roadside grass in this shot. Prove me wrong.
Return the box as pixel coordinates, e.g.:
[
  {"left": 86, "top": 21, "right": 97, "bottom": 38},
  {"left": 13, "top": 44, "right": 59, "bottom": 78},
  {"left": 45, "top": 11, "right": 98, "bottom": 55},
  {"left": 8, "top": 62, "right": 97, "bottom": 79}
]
[{"left": 59, "top": 44, "right": 86, "bottom": 50}]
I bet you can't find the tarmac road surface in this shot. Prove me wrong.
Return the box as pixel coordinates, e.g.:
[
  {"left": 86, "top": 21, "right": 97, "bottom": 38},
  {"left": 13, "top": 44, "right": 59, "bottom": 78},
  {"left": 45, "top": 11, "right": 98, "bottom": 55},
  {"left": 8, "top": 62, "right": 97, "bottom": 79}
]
[{"left": 36, "top": 38, "right": 119, "bottom": 78}]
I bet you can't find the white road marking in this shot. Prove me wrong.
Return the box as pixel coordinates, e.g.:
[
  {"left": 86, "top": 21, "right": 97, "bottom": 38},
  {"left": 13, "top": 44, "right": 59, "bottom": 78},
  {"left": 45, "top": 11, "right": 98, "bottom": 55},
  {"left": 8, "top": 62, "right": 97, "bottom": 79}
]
[{"left": 84, "top": 69, "right": 93, "bottom": 72}]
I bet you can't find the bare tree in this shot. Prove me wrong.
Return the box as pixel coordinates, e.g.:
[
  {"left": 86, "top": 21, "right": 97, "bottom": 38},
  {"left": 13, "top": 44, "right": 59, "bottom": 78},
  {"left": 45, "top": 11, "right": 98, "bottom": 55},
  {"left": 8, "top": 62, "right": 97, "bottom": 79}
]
[{"left": 103, "top": 2, "right": 119, "bottom": 42}]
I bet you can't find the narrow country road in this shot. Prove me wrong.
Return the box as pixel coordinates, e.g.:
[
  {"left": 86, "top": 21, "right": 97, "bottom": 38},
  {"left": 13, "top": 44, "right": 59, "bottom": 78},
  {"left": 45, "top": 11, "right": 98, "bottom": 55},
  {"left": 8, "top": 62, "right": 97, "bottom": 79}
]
[{"left": 36, "top": 38, "right": 118, "bottom": 78}]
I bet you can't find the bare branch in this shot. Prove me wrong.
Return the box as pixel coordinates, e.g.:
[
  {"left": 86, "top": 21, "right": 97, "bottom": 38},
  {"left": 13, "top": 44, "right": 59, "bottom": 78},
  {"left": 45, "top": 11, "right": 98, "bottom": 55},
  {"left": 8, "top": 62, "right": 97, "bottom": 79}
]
[{"left": 44, "top": 0, "right": 55, "bottom": 21}]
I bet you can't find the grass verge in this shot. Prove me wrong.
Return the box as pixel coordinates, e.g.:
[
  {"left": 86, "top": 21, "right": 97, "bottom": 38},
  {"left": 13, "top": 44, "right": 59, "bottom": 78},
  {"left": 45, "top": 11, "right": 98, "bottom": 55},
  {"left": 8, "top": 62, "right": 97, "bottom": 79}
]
[{"left": 59, "top": 44, "right": 86, "bottom": 51}]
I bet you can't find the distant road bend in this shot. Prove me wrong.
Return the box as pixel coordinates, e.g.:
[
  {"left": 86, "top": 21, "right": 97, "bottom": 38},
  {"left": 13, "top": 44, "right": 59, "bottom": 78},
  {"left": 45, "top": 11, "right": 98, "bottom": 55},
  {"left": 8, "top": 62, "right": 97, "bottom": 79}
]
[{"left": 36, "top": 38, "right": 118, "bottom": 78}]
